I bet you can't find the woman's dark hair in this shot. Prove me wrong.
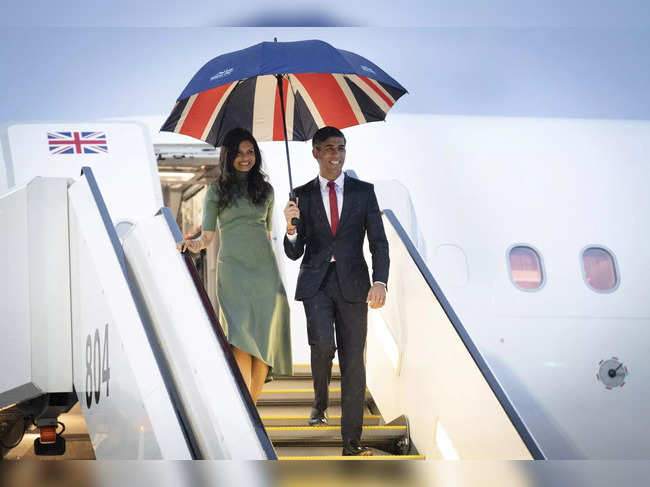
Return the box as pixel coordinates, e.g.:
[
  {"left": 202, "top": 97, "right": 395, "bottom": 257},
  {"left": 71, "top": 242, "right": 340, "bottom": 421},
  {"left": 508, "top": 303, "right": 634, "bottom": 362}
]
[{"left": 213, "top": 128, "right": 271, "bottom": 211}]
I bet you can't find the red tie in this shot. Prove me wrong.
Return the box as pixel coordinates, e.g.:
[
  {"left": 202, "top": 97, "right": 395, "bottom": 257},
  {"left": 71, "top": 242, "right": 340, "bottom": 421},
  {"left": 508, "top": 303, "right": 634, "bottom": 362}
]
[{"left": 327, "top": 181, "right": 339, "bottom": 236}]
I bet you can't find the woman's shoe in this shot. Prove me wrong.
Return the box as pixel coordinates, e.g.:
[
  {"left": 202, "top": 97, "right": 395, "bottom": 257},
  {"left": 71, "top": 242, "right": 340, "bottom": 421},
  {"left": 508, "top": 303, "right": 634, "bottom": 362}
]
[{"left": 308, "top": 408, "right": 328, "bottom": 426}]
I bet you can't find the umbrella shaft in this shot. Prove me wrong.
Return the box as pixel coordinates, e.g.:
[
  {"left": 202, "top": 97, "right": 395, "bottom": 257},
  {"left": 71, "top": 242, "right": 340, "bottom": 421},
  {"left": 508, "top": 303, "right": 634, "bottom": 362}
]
[
  {"left": 284, "top": 138, "right": 294, "bottom": 196},
  {"left": 276, "top": 74, "right": 294, "bottom": 194}
]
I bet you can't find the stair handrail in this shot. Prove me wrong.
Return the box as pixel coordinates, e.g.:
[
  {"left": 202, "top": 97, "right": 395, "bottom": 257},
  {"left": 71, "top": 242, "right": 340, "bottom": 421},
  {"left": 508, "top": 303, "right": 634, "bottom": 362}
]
[
  {"left": 81, "top": 167, "right": 202, "bottom": 459},
  {"left": 157, "top": 206, "right": 277, "bottom": 460},
  {"left": 343, "top": 169, "right": 544, "bottom": 459},
  {"left": 380, "top": 207, "right": 545, "bottom": 460}
]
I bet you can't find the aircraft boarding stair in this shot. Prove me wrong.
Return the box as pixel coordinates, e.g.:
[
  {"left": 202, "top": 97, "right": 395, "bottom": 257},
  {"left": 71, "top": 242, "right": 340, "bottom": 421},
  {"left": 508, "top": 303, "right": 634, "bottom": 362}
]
[
  {"left": 258, "top": 364, "right": 425, "bottom": 460},
  {"left": 1, "top": 168, "right": 543, "bottom": 462}
]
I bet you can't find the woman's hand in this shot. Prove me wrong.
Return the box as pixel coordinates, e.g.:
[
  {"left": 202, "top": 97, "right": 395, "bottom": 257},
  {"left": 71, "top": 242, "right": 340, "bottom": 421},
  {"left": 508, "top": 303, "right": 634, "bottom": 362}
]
[
  {"left": 176, "top": 238, "right": 202, "bottom": 253},
  {"left": 176, "top": 231, "right": 215, "bottom": 253}
]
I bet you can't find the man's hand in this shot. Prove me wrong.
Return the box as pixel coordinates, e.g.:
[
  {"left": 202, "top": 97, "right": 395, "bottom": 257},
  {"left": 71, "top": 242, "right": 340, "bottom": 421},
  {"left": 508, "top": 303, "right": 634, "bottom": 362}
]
[
  {"left": 284, "top": 198, "right": 300, "bottom": 233},
  {"left": 366, "top": 283, "right": 386, "bottom": 309}
]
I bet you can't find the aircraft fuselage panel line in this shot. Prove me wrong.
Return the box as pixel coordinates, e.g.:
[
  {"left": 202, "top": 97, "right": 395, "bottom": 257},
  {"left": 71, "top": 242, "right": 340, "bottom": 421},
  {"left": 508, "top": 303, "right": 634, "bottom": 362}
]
[{"left": 81, "top": 167, "right": 202, "bottom": 459}]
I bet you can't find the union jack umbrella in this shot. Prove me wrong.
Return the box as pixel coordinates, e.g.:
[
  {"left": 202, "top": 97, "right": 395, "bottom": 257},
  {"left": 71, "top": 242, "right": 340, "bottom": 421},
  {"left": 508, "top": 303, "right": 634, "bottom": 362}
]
[{"left": 161, "top": 39, "right": 407, "bottom": 194}]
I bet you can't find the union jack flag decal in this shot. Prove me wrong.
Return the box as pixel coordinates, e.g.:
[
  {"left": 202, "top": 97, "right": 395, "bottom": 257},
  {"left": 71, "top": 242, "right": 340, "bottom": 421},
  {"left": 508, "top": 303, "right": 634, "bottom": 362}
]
[{"left": 47, "top": 131, "right": 108, "bottom": 154}]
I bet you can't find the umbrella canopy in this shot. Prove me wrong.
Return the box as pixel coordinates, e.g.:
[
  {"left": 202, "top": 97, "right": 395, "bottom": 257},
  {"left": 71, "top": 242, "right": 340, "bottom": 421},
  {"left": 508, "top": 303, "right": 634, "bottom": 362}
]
[{"left": 161, "top": 39, "right": 407, "bottom": 146}]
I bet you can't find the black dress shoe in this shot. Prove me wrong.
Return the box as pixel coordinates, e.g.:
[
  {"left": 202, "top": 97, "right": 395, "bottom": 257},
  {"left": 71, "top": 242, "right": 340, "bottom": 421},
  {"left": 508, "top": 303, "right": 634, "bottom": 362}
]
[
  {"left": 342, "top": 442, "right": 373, "bottom": 456},
  {"left": 308, "top": 408, "right": 328, "bottom": 426}
]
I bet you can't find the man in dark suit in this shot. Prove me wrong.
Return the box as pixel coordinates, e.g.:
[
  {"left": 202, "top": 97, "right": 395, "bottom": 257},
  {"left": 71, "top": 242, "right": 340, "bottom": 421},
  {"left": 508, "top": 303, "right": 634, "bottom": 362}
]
[{"left": 283, "top": 126, "right": 389, "bottom": 456}]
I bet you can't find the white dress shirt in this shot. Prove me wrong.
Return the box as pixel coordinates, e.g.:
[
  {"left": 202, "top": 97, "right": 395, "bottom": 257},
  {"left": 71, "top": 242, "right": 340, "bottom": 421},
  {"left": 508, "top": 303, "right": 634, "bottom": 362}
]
[
  {"left": 286, "top": 172, "right": 344, "bottom": 249},
  {"left": 286, "top": 172, "right": 386, "bottom": 288},
  {"left": 319, "top": 172, "right": 345, "bottom": 227}
]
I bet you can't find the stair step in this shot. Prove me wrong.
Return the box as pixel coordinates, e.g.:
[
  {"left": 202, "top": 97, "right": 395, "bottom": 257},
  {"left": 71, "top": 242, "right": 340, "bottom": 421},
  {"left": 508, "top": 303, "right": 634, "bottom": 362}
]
[
  {"left": 275, "top": 445, "right": 423, "bottom": 459},
  {"left": 258, "top": 387, "right": 370, "bottom": 405},
  {"left": 264, "top": 377, "right": 339, "bottom": 390},
  {"left": 282, "top": 363, "right": 341, "bottom": 379},
  {"left": 261, "top": 365, "right": 417, "bottom": 458},
  {"left": 257, "top": 404, "right": 375, "bottom": 425},
  {"left": 257, "top": 404, "right": 370, "bottom": 417},
  {"left": 267, "top": 425, "right": 407, "bottom": 444},
  {"left": 278, "top": 454, "right": 425, "bottom": 461},
  {"left": 262, "top": 414, "right": 381, "bottom": 427}
]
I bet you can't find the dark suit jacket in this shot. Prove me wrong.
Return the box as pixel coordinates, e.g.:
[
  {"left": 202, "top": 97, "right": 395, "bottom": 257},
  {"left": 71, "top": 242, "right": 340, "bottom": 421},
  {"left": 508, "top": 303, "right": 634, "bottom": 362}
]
[{"left": 284, "top": 174, "right": 389, "bottom": 302}]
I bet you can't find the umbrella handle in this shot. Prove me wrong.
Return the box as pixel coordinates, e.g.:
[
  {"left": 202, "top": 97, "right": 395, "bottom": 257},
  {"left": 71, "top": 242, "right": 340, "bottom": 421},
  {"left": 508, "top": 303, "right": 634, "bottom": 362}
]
[{"left": 289, "top": 191, "right": 300, "bottom": 227}]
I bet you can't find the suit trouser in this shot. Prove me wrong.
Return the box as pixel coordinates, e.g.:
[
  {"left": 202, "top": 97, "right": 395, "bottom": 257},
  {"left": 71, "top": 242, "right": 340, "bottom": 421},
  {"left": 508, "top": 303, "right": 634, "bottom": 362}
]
[{"left": 303, "top": 263, "right": 368, "bottom": 445}]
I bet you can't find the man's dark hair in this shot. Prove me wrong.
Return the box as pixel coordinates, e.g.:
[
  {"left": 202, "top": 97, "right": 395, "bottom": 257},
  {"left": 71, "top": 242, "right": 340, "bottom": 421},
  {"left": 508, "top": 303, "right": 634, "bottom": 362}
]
[{"left": 312, "top": 126, "right": 346, "bottom": 147}]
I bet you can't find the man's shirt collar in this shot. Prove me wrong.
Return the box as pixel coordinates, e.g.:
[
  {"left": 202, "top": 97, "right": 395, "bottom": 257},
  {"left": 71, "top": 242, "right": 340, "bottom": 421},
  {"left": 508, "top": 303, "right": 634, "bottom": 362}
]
[{"left": 318, "top": 172, "right": 345, "bottom": 191}]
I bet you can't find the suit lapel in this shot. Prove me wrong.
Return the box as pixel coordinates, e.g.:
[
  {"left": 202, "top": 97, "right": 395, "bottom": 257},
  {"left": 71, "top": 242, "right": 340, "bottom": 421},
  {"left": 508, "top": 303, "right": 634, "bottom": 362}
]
[
  {"left": 310, "top": 177, "right": 331, "bottom": 234},
  {"left": 337, "top": 174, "right": 355, "bottom": 232}
]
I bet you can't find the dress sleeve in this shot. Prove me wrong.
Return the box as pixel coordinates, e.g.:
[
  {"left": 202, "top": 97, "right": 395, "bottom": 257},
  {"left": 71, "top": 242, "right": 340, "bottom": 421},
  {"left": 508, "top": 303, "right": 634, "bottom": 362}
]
[
  {"left": 202, "top": 184, "right": 219, "bottom": 232},
  {"left": 265, "top": 185, "right": 275, "bottom": 232}
]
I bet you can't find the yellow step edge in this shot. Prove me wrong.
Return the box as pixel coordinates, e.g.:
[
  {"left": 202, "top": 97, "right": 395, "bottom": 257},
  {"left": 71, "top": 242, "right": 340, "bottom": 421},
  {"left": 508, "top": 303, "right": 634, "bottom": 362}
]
[
  {"left": 266, "top": 426, "right": 407, "bottom": 431},
  {"left": 278, "top": 455, "right": 425, "bottom": 461},
  {"left": 262, "top": 389, "right": 340, "bottom": 394},
  {"left": 262, "top": 415, "right": 381, "bottom": 420},
  {"left": 293, "top": 364, "right": 339, "bottom": 367},
  {"left": 261, "top": 388, "right": 369, "bottom": 394}
]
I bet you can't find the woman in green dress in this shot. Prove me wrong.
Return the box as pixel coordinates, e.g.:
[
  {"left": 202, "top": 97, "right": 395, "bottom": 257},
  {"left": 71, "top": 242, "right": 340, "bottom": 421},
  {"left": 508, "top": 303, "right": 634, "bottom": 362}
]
[{"left": 179, "top": 128, "right": 292, "bottom": 405}]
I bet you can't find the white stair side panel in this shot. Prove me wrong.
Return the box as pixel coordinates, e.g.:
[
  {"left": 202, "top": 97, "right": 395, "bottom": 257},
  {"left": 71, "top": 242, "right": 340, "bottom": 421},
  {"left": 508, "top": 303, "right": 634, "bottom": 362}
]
[
  {"left": 121, "top": 213, "right": 268, "bottom": 459},
  {"left": 0, "top": 184, "right": 32, "bottom": 405},
  {"left": 28, "top": 177, "right": 73, "bottom": 393},
  {"left": 68, "top": 176, "right": 190, "bottom": 459},
  {"left": 365, "top": 217, "right": 533, "bottom": 460},
  {"left": 0, "top": 178, "right": 72, "bottom": 406}
]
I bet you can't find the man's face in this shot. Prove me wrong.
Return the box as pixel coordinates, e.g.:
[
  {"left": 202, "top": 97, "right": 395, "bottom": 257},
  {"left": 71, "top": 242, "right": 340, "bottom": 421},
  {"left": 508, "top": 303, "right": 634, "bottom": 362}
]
[{"left": 313, "top": 136, "right": 346, "bottom": 181}]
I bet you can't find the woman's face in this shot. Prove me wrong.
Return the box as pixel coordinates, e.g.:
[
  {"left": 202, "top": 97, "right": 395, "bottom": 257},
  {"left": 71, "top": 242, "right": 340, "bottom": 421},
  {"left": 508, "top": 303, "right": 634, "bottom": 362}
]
[{"left": 232, "top": 140, "right": 256, "bottom": 172}]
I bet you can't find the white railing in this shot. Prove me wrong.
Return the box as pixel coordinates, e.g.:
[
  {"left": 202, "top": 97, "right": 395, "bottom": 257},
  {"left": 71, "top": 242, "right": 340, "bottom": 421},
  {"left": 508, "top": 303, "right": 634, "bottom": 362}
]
[{"left": 365, "top": 210, "right": 541, "bottom": 459}]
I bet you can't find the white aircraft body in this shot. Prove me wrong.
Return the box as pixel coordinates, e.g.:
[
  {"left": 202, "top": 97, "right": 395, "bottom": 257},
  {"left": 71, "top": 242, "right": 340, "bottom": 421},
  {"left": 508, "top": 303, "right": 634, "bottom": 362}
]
[{"left": 0, "top": 114, "right": 648, "bottom": 460}]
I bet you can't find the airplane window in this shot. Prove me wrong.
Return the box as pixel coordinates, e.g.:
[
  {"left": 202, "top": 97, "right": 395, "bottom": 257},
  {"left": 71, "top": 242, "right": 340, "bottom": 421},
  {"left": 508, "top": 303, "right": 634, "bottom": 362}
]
[
  {"left": 508, "top": 246, "right": 543, "bottom": 290},
  {"left": 582, "top": 247, "right": 618, "bottom": 292}
]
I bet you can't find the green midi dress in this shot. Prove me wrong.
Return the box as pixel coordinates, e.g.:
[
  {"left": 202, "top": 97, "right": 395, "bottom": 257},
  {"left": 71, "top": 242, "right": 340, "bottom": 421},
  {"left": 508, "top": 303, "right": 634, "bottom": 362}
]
[{"left": 202, "top": 173, "right": 292, "bottom": 379}]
